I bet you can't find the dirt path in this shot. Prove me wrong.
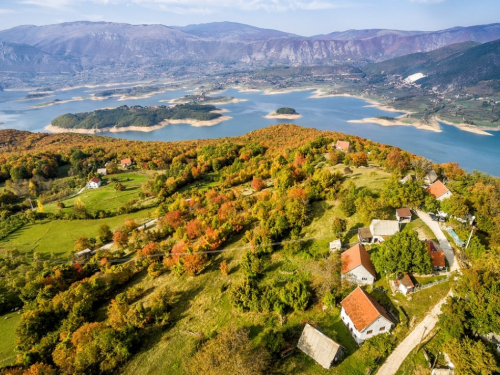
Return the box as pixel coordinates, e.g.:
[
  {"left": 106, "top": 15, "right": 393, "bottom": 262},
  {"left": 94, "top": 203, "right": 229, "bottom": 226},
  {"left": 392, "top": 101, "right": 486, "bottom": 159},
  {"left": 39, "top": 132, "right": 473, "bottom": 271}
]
[{"left": 376, "top": 210, "right": 459, "bottom": 375}]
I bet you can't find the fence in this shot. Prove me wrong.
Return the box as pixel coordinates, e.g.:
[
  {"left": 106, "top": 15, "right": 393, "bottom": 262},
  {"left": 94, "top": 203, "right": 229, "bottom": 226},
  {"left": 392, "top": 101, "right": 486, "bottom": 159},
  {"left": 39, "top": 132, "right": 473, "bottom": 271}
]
[{"left": 413, "top": 276, "right": 449, "bottom": 294}]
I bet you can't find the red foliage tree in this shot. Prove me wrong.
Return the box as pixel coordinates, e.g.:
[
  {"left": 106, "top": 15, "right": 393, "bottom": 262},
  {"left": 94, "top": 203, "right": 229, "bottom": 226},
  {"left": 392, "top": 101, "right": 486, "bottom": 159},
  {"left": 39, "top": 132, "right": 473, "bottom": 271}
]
[
  {"left": 186, "top": 219, "right": 202, "bottom": 240},
  {"left": 183, "top": 253, "right": 206, "bottom": 276},
  {"left": 164, "top": 210, "right": 183, "bottom": 230},
  {"left": 251, "top": 177, "right": 265, "bottom": 191},
  {"left": 113, "top": 231, "right": 129, "bottom": 249}
]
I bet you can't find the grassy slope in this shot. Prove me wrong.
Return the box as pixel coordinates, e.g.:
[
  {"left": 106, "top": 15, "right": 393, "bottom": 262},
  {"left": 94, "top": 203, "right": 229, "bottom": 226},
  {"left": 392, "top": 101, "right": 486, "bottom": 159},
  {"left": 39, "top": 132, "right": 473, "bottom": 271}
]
[
  {"left": 44, "top": 171, "right": 153, "bottom": 214},
  {"left": 0, "top": 312, "right": 21, "bottom": 366},
  {"left": 0, "top": 209, "right": 152, "bottom": 257}
]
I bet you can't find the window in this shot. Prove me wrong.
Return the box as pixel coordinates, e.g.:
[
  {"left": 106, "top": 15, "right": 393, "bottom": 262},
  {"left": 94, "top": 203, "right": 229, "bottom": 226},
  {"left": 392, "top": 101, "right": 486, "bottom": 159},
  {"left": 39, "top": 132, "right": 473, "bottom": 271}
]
[
  {"left": 362, "top": 277, "right": 367, "bottom": 280},
  {"left": 366, "top": 330, "right": 373, "bottom": 334},
  {"left": 380, "top": 327, "right": 385, "bottom": 331}
]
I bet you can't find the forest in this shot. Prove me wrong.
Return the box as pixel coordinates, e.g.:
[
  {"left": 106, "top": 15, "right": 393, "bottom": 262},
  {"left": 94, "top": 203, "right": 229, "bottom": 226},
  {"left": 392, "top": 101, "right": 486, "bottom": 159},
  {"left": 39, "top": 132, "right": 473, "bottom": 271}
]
[
  {"left": 0, "top": 125, "right": 499, "bottom": 374},
  {"left": 51, "top": 104, "right": 222, "bottom": 130}
]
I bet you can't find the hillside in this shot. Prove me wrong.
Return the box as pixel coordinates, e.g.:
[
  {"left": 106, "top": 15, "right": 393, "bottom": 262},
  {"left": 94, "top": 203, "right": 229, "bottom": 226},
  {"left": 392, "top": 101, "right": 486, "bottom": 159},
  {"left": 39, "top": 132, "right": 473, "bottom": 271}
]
[{"left": 1, "top": 21, "right": 500, "bottom": 87}]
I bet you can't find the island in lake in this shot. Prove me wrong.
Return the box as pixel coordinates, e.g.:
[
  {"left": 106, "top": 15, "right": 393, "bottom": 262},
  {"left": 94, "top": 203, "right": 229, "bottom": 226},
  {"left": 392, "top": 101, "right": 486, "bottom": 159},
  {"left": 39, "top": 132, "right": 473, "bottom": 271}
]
[
  {"left": 265, "top": 107, "right": 302, "bottom": 119},
  {"left": 170, "top": 93, "right": 246, "bottom": 105},
  {"left": 46, "top": 104, "right": 231, "bottom": 134}
]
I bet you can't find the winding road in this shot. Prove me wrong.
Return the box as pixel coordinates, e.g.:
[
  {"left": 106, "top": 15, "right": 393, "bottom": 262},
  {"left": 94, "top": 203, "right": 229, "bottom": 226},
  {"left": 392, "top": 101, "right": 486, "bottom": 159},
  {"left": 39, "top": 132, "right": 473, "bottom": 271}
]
[{"left": 376, "top": 210, "right": 459, "bottom": 375}]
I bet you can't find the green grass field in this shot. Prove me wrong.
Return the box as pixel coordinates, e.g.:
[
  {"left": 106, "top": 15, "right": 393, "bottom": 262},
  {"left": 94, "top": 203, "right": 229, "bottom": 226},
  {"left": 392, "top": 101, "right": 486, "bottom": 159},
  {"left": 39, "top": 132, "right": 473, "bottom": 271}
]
[
  {"left": 44, "top": 171, "right": 154, "bottom": 214},
  {"left": 0, "top": 209, "right": 153, "bottom": 257},
  {"left": 0, "top": 311, "right": 21, "bottom": 367}
]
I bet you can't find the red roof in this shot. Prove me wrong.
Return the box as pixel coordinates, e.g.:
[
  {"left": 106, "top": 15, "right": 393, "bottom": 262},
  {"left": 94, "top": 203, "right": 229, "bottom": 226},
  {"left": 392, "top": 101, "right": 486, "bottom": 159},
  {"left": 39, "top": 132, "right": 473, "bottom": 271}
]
[
  {"left": 426, "top": 180, "right": 449, "bottom": 199},
  {"left": 426, "top": 241, "right": 445, "bottom": 268},
  {"left": 341, "top": 244, "right": 376, "bottom": 278},
  {"left": 89, "top": 177, "right": 100, "bottom": 183},
  {"left": 396, "top": 208, "right": 412, "bottom": 218},
  {"left": 121, "top": 158, "right": 132, "bottom": 165},
  {"left": 336, "top": 140, "right": 350, "bottom": 152},
  {"left": 396, "top": 274, "right": 415, "bottom": 289},
  {"left": 340, "top": 287, "right": 393, "bottom": 332}
]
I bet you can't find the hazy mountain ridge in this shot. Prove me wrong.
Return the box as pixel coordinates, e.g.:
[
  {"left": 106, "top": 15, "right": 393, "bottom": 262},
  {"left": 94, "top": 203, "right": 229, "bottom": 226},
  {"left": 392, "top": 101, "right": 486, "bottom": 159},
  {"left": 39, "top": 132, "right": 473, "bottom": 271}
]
[{"left": 0, "top": 21, "right": 500, "bottom": 87}]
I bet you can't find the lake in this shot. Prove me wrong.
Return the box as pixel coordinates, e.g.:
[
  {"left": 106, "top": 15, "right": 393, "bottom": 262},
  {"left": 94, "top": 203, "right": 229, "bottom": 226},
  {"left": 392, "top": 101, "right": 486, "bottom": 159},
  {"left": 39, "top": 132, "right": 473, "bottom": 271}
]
[{"left": 0, "top": 86, "right": 499, "bottom": 176}]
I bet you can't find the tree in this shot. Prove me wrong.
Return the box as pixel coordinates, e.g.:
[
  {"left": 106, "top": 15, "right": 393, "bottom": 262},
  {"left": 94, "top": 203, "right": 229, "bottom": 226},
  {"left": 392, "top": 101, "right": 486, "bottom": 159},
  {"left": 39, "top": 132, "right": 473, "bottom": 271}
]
[
  {"left": 188, "top": 327, "right": 269, "bottom": 375},
  {"left": 97, "top": 224, "right": 113, "bottom": 244},
  {"left": 386, "top": 148, "right": 410, "bottom": 177},
  {"left": 113, "top": 231, "right": 129, "bottom": 249},
  {"left": 220, "top": 260, "right": 229, "bottom": 275},
  {"left": 106, "top": 162, "right": 119, "bottom": 175},
  {"left": 251, "top": 177, "right": 265, "bottom": 191},
  {"left": 114, "top": 182, "right": 125, "bottom": 192},
  {"left": 440, "top": 194, "right": 469, "bottom": 218},
  {"left": 371, "top": 230, "right": 432, "bottom": 275},
  {"left": 241, "top": 251, "right": 263, "bottom": 279},
  {"left": 37, "top": 200, "right": 45, "bottom": 213},
  {"left": 444, "top": 337, "right": 497, "bottom": 375},
  {"left": 331, "top": 216, "right": 347, "bottom": 238},
  {"left": 73, "top": 198, "right": 87, "bottom": 218},
  {"left": 311, "top": 254, "right": 341, "bottom": 298},
  {"left": 74, "top": 237, "right": 91, "bottom": 252}
]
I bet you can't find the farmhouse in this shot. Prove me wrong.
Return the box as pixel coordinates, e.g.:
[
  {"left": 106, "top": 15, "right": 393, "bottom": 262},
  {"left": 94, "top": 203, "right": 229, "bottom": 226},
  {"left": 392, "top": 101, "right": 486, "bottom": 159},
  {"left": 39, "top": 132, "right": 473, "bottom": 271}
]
[
  {"left": 87, "top": 177, "right": 101, "bottom": 189},
  {"left": 395, "top": 273, "right": 415, "bottom": 296},
  {"left": 121, "top": 158, "right": 132, "bottom": 168},
  {"left": 341, "top": 244, "right": 376, "bottom": 285},
  {"left": 340, "top": 287, "right": 394, "bottom": 344},
  {"left": 424, "top": 170, "right": 438, "bottom": 185},
  {"left": 358, "top": 219, "right": 400, "bottom": 244},
  {"left": 426, "top": 180, "right": 452, "bottom": 201},
  {"left": 297, "top": 324, "right": 345, "bottom": 369},
  {"left": 335, "top": 140, "right": 350, "bottom": 152},
  {"left": 97, "top": 168, "right": 107, "bottom": 176},
  {"left": 73, "top": 248, "right": 92, "bottom": 261},
  {"left": 425, "top": 240, "right": 446, "bottom": 271},
  {"left": 396, "top": 207, "right": 412, "bottom": 223}
]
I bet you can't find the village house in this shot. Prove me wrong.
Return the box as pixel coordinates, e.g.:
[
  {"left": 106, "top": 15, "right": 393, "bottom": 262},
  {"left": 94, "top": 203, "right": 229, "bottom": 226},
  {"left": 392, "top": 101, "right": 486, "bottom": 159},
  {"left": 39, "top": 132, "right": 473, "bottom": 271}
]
[
  {"left": 341, "top": 244, "right": 377, "bottom": 285},
  {"left": 424, "top": 170, "right": 438, "bottom": 185},
  {"left": 396, "top": 207, "right": 412, "bottom": 223},
  {"left": 87, "top": 177, "right": 101, "bottom": 189},
  {"left": 358, "top": 219, "right": 400, "bottom": 244},
  {"left": 395, "top": 273, "right": 415, "bottom": 296},
  {"left": 329, "top": 239, "right": 342, "bottom": 252},
  {"left": 426, "top": 180, "right": 452, "bottom": 201},
  {"left": 340, "top": 287, "right": 395, "bottom": 344},
  {"left": 297, "top": 324, "right": 345, "bottom": 369},
  {"left": 73, "top": 248, "right": 93, "bottom": 261},
  {"left": 121, "top": 158, "right": 132, "bottom": 168},
  {"left": 97, "top": 168, "right": 107, "bottom": 176},
  {"left": 425, "top": 240, "right": 446, "bottom": 271},
  {"left": 335, "top": 140, "right": 350, "bottom": 152}
]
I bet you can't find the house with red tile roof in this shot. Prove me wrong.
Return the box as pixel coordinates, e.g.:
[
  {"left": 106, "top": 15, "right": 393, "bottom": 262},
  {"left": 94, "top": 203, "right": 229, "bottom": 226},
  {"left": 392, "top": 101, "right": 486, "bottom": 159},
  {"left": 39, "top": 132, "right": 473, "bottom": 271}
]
[
  {"left": 396, "top": 207, "right": 412, "bottom": 223},
  {"left": 335, "top": 140, "right": 350, "bottom": 152},
  {"left": 426, "top": 180, "right": 452, "bottom": 201},
  {"left": 340, "top": 287, "right": 394, "bottom": 344},
  {"left": 341, "top": 244, "right": 377, "bottom": 285},
  {"left": 120, "top": 158, "right": 132, "bottom": 168},
  {"left": 425, "top": 240, "right": 446, "bottom": 270},
  {"left": 87, "top": 177, "right": 101, "bottom": 189}
]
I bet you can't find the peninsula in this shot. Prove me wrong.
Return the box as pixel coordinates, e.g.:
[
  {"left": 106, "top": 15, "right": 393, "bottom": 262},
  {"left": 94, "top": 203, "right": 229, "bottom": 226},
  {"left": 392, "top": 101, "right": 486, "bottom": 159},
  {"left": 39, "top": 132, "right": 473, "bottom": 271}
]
[{"left": 46, "top": 104, "right": 231, "bottom": 133}]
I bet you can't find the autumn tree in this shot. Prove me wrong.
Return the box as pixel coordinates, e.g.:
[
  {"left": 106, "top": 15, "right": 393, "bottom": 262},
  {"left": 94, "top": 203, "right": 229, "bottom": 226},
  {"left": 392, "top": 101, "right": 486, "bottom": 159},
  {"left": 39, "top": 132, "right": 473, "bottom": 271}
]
[
  {"left": 440, "top": 194, "right": 469, "bottom": 218},
  {"left": 311, "top": 254, "right": 342, "bottom": 299},
  {"left": 220, "top": 260, "right": 229, "bottom": 275},
  {"left": 386, "top": 148, "right": 410, "bottom": 177},
  {"left": 189, "top": 327, "right": 269, "bottom": 375},
  {"left": 113, "top": 231, "right": 129, "bottom": 249},
  {"left": 106, "top": 162, "right": 119, "bottom": 174},
  {"left": 444, "top": 337, "right": 497, "bottom": 375},
  {"left": 74, "top": 236, "right": 91, "bottom": 252},
  {"left": 97, "top": 223, "right": 113, "bottom": 244},
  {"left": 251, "top": 177, "right": 265, "bottom": 191}
]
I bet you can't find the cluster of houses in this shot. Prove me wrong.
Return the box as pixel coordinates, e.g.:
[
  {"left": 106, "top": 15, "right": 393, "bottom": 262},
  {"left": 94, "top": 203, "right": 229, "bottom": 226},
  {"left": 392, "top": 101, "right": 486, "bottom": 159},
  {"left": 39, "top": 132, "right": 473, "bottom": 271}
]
[
  {"left": 86, "top": 157, "right": 132, "bottom": 189},
  {"left": 298, "top": 205, "right": 447, "bottom": 369}
]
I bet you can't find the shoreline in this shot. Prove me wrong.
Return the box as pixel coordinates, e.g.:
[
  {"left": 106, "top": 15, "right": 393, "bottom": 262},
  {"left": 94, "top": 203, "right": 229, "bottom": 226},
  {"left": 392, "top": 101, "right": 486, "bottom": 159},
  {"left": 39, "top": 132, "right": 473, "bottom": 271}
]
[
  {"left": 164, "top": 97, "right": 247, "bottom": 105},
  {"left": 45, "top": 115, "right": 231, "bottom": 134},
  {"left": 264, "top": 111, "right": 302, "bottom": 120}
]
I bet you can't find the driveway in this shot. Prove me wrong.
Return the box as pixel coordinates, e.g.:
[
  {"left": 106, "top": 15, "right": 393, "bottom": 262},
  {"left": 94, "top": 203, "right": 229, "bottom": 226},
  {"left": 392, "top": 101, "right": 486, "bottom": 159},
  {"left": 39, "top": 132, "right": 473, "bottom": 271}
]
[
  {"left": 376, "top": 210, "right": 459, "bottom": 375},
  {"left": 416, "top": 209, "right": 460, "bottom": 272}
]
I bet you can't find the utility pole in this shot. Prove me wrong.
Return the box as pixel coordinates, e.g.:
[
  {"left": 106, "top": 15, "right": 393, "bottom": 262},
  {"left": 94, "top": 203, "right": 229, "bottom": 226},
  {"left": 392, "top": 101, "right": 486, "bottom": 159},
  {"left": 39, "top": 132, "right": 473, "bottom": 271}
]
[{"left": 465, "top": 226, "right": 475, "bottom": 249}]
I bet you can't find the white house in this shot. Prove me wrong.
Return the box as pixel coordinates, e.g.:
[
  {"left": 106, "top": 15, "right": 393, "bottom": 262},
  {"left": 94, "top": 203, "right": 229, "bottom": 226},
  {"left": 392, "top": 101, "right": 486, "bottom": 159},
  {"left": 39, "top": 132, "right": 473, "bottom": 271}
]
[
  {"left": 121, "top": 158, "right": 132, "bottom": 168},
  {"left": 426, "top": 180, "right": 452, "bottom": 201},
  {"left": 334, "top": 140, "right": 350, "bottom": 152},
  {"left": 97, "top": 168, "right": 107, "bottom": 176},
  {"left": 395, "top": 274, "right": 415, "bottom": 296},
  {"left": 329, "top": 239, "right": 342, "bottom": 252},
  {"left": 396, "top": 208, "right": 412, "bottom": 223},
  {"left": 358, "top": 220, "right": 400, "bottom": 244},
  {"left": 340, "top": 287, "right": 394, "bottom": 344},
  {"left": 87, "top": 177, "right": 101, "bottom": 189},
  {"left": 341, "top": 244, "right": 376, "bottom": 285},
  {"left": 297, "top": 324, "right": 345, "bottom": 369}
]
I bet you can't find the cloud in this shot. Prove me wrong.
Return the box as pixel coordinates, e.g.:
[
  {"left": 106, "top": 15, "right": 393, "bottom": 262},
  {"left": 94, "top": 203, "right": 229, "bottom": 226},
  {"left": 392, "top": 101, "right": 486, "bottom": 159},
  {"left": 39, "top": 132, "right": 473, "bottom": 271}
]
[
  {"left": 409, "top": 0, "right": 446, "bottom": 3},
  {"left": 0, "top": 8, "right": 16, "bottom": 13}
]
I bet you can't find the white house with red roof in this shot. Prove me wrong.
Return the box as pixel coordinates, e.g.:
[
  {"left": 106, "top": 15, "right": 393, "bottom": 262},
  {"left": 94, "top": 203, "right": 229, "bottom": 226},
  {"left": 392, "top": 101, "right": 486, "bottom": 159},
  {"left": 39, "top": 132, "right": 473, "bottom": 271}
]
[
  {"left": 341, "top": 244, "right": 377, "bottom": 285},
  {"left": 121, "top": 158, "right": 132, "bottom": 168},
  {"left": 335, "top": 140, "right": 350, "bottom": 152},
  {"left": 87, "top": 177, "right": 101, "bottom": 189},
  {"left": 426, "top": 180, "right": 452, "bottom": 201},
  {"left": 340, "top": 287, "right": 394, "bottom": 344}
]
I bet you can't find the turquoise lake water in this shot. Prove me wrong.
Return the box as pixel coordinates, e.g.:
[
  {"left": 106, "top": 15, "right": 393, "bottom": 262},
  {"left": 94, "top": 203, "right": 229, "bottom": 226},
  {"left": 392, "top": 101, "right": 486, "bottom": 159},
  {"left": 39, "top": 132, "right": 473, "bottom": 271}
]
[{"left": 0, "top": 86, "right": 499, "bottom": 176}]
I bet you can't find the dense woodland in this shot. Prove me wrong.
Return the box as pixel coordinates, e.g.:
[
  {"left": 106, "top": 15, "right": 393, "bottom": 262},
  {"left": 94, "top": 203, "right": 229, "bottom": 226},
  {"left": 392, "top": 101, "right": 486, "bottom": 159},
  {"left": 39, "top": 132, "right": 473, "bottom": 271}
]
[
  {"left": 51, "top": 104, "right": 221, "bottom": 130},
  {"left": 0, "top": 125, "right": 499, "bottom": 374}
]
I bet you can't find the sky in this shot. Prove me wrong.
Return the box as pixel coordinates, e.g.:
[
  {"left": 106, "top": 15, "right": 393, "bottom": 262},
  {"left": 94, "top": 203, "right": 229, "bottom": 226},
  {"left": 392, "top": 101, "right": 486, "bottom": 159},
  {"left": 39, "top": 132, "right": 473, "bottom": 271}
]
[{"left": 0, "top": 0, "right": 498, "bottom": 35}]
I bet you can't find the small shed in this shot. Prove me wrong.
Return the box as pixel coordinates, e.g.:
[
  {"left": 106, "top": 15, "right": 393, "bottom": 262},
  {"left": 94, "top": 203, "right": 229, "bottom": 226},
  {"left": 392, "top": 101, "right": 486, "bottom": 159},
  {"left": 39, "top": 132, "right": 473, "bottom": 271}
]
[
  {"left": 297, "top": 324, "right": 345, "bottom": 369},
  {"left": 97, "top": 168, "right": 107, "bottom": 176},
  {"left": 329, "top": 239, "right": 342, "bottom": 252},
  {"left": 74, "top": 248, "right": 92, "bottom": 261},
  {"left": 395, "top": 274, "right": 415, "bottom": 296},
  {"left": 396, "top": 208, "right": 412, "bottom": 223}
]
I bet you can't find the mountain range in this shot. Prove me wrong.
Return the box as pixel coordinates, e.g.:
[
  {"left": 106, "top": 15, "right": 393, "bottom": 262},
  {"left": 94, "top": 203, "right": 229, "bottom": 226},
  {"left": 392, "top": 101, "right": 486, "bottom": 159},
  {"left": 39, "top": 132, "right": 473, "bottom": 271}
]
[{"left": 0, "top": 21, "right": 500, "bottom": 87}]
